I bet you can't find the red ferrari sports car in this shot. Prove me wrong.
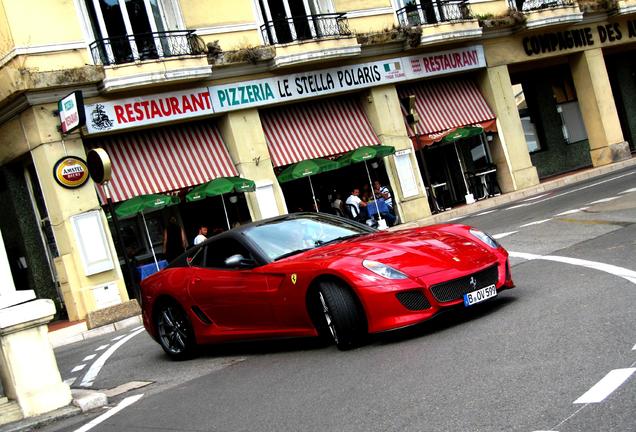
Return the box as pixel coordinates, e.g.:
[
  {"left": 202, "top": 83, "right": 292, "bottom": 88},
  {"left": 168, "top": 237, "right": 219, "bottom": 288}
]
[{"left": 141, "top": 212, "right": 514, "bottom": 359}]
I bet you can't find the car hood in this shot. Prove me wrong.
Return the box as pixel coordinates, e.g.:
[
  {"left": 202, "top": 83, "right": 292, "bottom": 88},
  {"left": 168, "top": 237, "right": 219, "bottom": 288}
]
[{"left": 306, "top": 227, "right": 498, "bottom": 277}]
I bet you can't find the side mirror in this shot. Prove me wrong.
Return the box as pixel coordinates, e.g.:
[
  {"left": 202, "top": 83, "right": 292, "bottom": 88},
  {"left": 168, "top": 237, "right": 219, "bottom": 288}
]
[{"left": 224, "top": 254, "right": 255, "bottom": 268}]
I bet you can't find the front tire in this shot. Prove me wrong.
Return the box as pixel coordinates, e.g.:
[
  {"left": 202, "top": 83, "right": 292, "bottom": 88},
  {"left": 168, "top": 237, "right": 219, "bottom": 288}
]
[
  {"left": 154, "top": 301, "right": 196, "bottom": 360},
  {"left": 317, "top": 281, "right": 366, "bottom": 350}
]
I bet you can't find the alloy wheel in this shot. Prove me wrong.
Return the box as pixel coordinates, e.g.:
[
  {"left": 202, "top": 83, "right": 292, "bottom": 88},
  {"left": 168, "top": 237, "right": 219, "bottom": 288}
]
[{"left": 319, "top": 292, "right": 339, "bottom": 344}]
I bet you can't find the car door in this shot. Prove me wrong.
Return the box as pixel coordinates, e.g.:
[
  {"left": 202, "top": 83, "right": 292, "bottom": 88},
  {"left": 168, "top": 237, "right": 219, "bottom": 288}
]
[{"left": 187, "top": 237, "right": 278, "bottom": 330}]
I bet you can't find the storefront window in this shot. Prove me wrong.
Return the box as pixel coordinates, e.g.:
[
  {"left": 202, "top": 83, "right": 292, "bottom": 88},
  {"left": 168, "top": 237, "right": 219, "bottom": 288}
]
[{"left": 521, "top": 116, "right": 541, "bottom": 153}]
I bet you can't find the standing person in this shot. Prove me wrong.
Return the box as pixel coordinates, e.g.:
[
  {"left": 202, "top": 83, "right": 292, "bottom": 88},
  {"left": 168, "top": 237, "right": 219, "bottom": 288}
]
[
  {"left": 193, "top": 225, "right": 208, "bottom": 245},
  {"left": 345, "top": 188, "right": 367, "bottom": 220},
  {"left": 163, "top": 216, "right": 187, "bottom": 262}
]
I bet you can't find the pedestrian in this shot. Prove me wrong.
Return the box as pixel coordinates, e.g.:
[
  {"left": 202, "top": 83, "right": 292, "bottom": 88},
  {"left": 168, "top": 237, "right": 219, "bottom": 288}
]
[
  {"left": 345, "top": 188, "right": 367, "bottom": 220},
  {"left": 193, "top": 225, "right": 208, "bottom": 245},
  {"left": 163, "top": 216, "right": 187, "bottom": 262},
  {"left": 331, "top": 193, "right": 345, "bottom": 217},
  {"left": 373, "top": 180, "right": 393, "bottom": 211}
]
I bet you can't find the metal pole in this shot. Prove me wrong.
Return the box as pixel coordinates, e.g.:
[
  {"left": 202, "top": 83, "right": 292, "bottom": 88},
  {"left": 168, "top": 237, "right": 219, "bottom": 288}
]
[
  {"left": 308, "top": 175, "right": 318, "bottom": 212},
  {"left": 364, "top": 160, "right": 382, "bottom": 222},
  {"left": 221, "top": 194, "right": 231, "bottom": 230},
  {"left": 141, "top": 211, "right": 159, "bottom": 271},
  {"left": 104, "top": 182, "right": 139, "bottom": 302}
]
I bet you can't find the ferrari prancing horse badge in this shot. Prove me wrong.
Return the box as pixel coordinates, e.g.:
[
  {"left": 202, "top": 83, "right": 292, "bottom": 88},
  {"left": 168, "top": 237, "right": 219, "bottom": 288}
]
[{"left": 291, "top": 274, "right": 297, "bottom": 285}]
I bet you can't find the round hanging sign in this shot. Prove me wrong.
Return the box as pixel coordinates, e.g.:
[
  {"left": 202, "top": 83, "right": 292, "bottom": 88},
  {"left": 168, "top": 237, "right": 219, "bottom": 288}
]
[{"left": 53, "top": 156, "right": 90, "bottom": 189}]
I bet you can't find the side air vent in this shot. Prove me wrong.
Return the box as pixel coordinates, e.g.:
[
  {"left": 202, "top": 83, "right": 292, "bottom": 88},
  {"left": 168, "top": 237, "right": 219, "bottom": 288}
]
[{"left": 191, "top": 305, "right": 213, "bottom": 325}]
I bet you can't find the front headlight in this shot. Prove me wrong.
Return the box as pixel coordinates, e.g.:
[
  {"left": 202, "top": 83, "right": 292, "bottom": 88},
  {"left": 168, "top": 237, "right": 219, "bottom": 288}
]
[
  {"left": 363, "top": 260, "right": 408, "bottom": 280},
  {"left": 470, "top": 228, "right": 499, "bottom": 249}
]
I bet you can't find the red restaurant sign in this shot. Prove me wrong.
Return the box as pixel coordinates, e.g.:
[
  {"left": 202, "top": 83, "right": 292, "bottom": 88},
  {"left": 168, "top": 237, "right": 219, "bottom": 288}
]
[{"left": 84, "top": 88, "right": 213, "bottom": 134}]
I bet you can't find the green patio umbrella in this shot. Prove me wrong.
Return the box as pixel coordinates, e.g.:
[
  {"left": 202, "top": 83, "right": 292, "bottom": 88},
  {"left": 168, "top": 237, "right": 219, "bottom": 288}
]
[
  {"left": 186, "top": 176, "right": 256, "bottom": 230},
  {"left": 115, "top": 193, "right": 180, "bottom": 271},
  {"left": 337, "top": 145, "right": 395, "bottom": 227},
  {"left": 277, "top": 158, "right": 341, "bottom": 212},
  {"left": 440, "top": 126, "right": 484, "bottom": 143}
]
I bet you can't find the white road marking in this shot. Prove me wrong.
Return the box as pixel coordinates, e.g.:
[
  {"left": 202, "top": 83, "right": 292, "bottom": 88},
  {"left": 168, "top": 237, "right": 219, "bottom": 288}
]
[
  {"left": 72, "top": 393, "right": 144, "bottom": 432},
  {"left": 492, "top": 231, "right": 518, "bottom": 239},
  {"left": 523, "top": 193, "right": 550, "bottom": 201},
  {"left": 618, "top": 187, "right": 636, "bottom": 194},
  {"left": 506, "top": 171, "right": 635, "bottom": 210},
  {"left": 111, "top": 335, "right": 126, "bottom": 341},
  {"left": 519, "top": 219, "right": 552, "bottom": 228},
  {"left": 573, "top": 368, "right": 636, "bottom": 404},
  {"left": 71, "top": 364, "right": 86, "bottom": 373},
  {"left": 505, "top": 203, "right": 531, "bottom": 210},
  {"left": 80, "top": 328, "right": 145, "bottom": 387},
  {"left": 95, "top": 345, "right": 109, "bottom": 351},
  {"left": 554, "top": 207, "right": 588, "bottom": 216},
  {"left": 82, "top": 354, "right": 96, "bottom": 362},
  {"left": 509, "top": 252, "right": 636, "bottom": 285},
  {"left": 64, "top": 377, "right": 77, "bottom": 386},
  {"left": 632, "top": 344, "right": 636, "bottom": 351},
  {"left": 474, "top": 210, "right": 497, "bottom": 216},
  {"left": 447, "top": 216, "right": 464, "bottom": 221},
  {"left": 131, "top": 325, "right": 144, "bottom": 332},
  {"left": 587, "top": 197, "right": 619, "bottom": 205}
]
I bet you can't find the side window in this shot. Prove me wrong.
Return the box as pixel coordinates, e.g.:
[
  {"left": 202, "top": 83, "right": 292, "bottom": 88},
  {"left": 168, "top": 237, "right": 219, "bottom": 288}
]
[
  {"left": 204, "top": 238, "right": 252, "bottom": 269},
  {"left": 186, "top": 246, "right": 206, "bottom": 267}
]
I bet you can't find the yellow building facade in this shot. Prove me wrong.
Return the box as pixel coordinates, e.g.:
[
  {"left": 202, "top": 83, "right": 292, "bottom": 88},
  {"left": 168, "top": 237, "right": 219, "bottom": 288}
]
[{"left": 0, "top": 0, "right": 634, "bottom": 321}]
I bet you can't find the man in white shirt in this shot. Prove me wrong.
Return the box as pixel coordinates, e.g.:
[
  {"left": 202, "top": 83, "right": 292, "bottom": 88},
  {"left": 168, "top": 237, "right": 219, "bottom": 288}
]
[
  {"left": 193, "top": 225, "right": 208, "bottom": 245},
  {"left": 345, "top": 188, "right": 367, "bottom": 219}
]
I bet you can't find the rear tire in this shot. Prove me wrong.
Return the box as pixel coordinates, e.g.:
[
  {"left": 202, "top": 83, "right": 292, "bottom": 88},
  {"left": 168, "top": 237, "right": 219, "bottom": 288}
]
[
  {"left": 317, "top": 281, "right": 366, "bottom": 350},
  {"left": 154, "top": 301, "right": 196, "bottom": 360}
]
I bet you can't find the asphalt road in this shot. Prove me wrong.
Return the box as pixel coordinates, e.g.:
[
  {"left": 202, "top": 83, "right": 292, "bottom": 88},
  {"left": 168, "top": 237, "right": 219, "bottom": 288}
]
[{"left": 46, "top": 166, "right": 636, "bottom": 432}]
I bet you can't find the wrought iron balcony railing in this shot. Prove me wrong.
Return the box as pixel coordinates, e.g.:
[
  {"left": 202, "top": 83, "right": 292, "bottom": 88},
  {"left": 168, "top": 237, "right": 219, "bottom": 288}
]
[
  {"left": 509, "top": 0, "right": 575, "bottom": 12},
  {"left": 260, "top": 13, "right": 351, "bottom": 45},
  {"left": 396, "top": 1, "right": 473, "bottom": 27},
  {"left": 89, "top": 30, "right": 206, "bottom": 66}
]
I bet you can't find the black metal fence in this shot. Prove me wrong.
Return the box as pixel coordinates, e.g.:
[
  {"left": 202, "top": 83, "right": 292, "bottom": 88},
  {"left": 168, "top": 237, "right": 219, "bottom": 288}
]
[
  {"left": 508, "top": 0, "right": 575, "bottom": 11},
  {"left": 90, "top": 30, "right": 206, "bottom": 66},
  {"left": 396, "top": 1, "right": 472, "bottom": 27},
  {"left": 260, "top": 13, "right": 351, "bottom": 45}
]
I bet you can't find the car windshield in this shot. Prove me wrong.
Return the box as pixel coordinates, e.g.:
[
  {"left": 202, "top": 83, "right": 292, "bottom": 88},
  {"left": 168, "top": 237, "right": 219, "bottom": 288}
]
[{"left": 242, "top": 215, "right": 374, "bottom": 261}]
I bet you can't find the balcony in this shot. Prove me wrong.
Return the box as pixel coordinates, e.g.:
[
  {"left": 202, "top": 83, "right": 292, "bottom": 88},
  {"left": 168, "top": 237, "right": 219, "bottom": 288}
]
[
  {"left": 88, "top": 30, "right": 210, "bottom": 93},
  {"left": 510, "top": 0, "right": 583, "bottom": 29},
  {"left": 260, "top": 13, "right": 352, "bottom": 45},
  {"left": 89, "top": 30, "right": 206, "bottom": 66},
  {"left": 396, "top": 1, "right": 473, "bottom": 26},
  {"left": 396, "top": 2, "right": 481, "bottom": 46},
  {"left": 260, "top": 13, "right": 360, "bottom": 69}
]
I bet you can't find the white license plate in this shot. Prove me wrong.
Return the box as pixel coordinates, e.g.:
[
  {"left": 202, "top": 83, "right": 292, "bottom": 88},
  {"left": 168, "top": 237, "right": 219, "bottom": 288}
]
[{"left": 463, "top": 284, "right": 497, "bottom": 307}]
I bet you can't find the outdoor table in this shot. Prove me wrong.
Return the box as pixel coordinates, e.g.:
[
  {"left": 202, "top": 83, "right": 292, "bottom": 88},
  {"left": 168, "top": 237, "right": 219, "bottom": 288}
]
[
  {"left": 138, "top": 260, "right": 168, "bottom": 280},
  {"left": 475, "top": 168, "right": 496, "bottom": 199},
  {"left": 366, "top": 198, "right": 389, "bottom": 217}
]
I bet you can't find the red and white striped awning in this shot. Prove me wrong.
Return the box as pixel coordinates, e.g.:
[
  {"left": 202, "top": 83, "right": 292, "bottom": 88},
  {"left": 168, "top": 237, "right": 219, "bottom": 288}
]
[
  {"left": 88, "top": 122, "right": 238, "bottom": 203},
  {"left": 260, "top": 98, "right": 380, "bottom": 167},
  {"left": 399, "top": 78, "right": 496, "bottom": 142}
]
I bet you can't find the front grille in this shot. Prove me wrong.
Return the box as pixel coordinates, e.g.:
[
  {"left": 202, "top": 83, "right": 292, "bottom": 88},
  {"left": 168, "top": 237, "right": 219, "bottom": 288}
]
[
  {"left": 396, "top": 290, "right": 431, "bottom": 311},
  {"left": 430, "top": 265, "right": 499, "bottom": 302}
]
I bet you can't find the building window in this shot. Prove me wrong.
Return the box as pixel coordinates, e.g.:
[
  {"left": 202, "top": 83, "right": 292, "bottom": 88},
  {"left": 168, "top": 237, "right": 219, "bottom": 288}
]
[
  {"left": 520, "top": 115, "right": 541, "bottom": 153},
  {"left": 394, "top": 0, "right": 471, "bottom": 26},
  {"left": 551, "top": 75, "right": 588, "bottom": 144},
  {"left": 257, "top": 0, "right": 351, "bottom": 45},
  {"left": 84, "top": 0, "right": 196, "bottom": 65}
]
